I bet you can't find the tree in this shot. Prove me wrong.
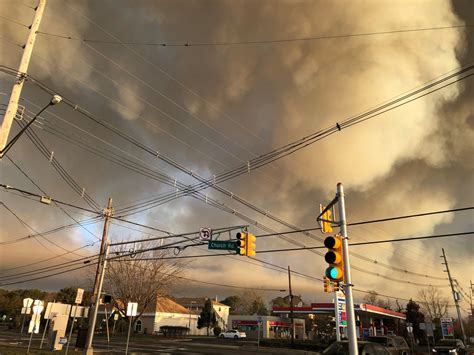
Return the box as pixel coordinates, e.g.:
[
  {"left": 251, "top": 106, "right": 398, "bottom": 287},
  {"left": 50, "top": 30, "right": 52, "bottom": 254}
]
[
  {"left": 56, "top": 287, "right": 91, "bottom": 306},
  {"left": 271, "top": 295, "right": 305, "bottom": 308},
  {"left": 405, "top": 299, "right": 425, "bottom": 342},
  {"left": 221, "top": 295, "right": 241, "bottom": 314},
  {"left": 0, "top": 289, "right": 54, "bottom": 326},
  {"left": 197, "top": 299, "right": 217, "bottom": 335},
  {"left": 221, "top": 291, "right": 269, "bottom": 315},
  {"left": 363, "top": 290, "right": 392, "bottom": 309},
  {"left": 418, "top": 286, "right": 449, "bottom": 321},
  {"left": 103, "top": 241, "right": 183, "bottom": 326}
]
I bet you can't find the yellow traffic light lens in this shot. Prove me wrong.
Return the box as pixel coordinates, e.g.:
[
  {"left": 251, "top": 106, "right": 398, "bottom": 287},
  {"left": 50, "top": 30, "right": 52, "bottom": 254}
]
[
  {"left": 325, "top": 251, "right": 342, "bottom": 264},
  {"left": 324, "top": 236, "right": 341, "bottom": 249}
]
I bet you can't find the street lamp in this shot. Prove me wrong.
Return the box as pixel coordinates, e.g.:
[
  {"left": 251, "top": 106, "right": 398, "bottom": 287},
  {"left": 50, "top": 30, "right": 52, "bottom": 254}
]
[{"left": 0, "top": 95, "right": 62, "bottom": 158}]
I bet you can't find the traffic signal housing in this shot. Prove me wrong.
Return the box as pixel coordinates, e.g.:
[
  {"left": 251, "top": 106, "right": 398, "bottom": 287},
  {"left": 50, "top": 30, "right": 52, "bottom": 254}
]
[
  {"left": 236, "top": 232, "right": 247, "bottom": 256},
  {"left": 320, "top": 205, "right": 333, "bottom": 234},
  {"left": 324, "top": 235, "right": 344, "bottom": 282},
  {"left": 323, "top": 277, "right": 331, "bottom": 293},
  {"left": 246, "top": 233, "right": 256, "bottom": 257},
  {"left": 236, "top": 231, "right": 256, "bottom": 257}
]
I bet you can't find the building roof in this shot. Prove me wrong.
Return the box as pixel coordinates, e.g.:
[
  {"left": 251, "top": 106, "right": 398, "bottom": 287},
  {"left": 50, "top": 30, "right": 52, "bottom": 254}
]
[
  {"left": 272, "top": 302, "right": 406, "bottom": 320},
  {"left": 145, "top": 296, "right": 190, "bottom": 314},
  {"left": 99, "top": 296, "right": 191, "bottom": 315},
  {"left": 175, "top": 297, "right": 230, "bottom": 309}
]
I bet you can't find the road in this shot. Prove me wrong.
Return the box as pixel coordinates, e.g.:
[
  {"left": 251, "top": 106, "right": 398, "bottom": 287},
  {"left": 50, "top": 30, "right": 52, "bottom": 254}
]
[{"left": 0, "top": 330, "right": 317, "bottom": 354}]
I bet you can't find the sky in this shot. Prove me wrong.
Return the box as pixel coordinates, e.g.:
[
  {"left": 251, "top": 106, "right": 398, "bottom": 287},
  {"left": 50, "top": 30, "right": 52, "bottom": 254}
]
[{"left": 0, "top": 0, "right": 473, "bottom": 315}]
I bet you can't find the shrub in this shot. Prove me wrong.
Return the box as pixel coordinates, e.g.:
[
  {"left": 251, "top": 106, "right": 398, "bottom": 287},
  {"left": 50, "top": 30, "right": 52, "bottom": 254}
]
[{"left": 213, "top": 326, "right": 222, "bottom": 336}]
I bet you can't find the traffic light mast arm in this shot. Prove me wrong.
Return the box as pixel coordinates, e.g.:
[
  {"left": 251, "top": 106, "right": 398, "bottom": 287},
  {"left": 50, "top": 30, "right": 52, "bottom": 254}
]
[{"left": 316, "top": 196, "right": 338, "bottom": 222}]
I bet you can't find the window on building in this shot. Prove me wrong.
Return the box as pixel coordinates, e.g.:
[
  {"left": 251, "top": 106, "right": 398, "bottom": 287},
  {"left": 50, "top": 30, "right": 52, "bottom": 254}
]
[{"left": 135, "top": 320, "right": 142, "bottom": 333}]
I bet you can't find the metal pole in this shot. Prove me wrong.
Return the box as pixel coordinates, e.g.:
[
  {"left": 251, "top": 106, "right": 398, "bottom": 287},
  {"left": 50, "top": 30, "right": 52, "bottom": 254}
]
[
  {"left": 0, "top": 0, "right": 47, "bottom": 152},
  {"left": 125, "top": 316, "right": 132, "bottom": 355},
  {"left": 18, "top": 313, "right": 27, "bottom": 344},
  {"left": 112, "top": 319, "right": 117, "bottom": 335},
  {"left": 288, "top": 266, "right": 295, "bottom": 346},
  {"left": 65, "top": 307, "right": 77, "bottom": 355},
  {"left": 257, "top": 319, "right": 260, "bottom": 348},
  {"left": 336, "top": 183, "right": 358, "bottom": 354},
  {"left": 334, "top": 290, "right": 341, "bottom": 341},
  {"left": 84, "top": 198, "right": 112, "bottom": 354},
  {"left": 27, "top": 319, "right": 34, "bottom": 353},
  {"left": 441, "top": 248, "right": 467, "bottom": 344},
  {"left": 104, "top": 306, "right": 110, "bottom": 344},
  {"left": 426, "top": 326, "right": 431, "bottom": 354},
  {"left": 39, "top": 317, "right": 50, "bottom": 349}
]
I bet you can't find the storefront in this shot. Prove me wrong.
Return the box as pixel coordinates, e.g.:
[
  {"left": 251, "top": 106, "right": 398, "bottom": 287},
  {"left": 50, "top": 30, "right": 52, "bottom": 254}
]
[{"left": 229, "top": 315, "right": 305, "bottom": 339}]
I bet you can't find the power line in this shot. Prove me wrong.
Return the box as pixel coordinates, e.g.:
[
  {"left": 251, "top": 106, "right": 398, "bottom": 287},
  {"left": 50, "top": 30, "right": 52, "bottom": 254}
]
[
  {"left": 0, "top": 243, "right": 97, "bottom": 273},
  {"left": 2, "top": 68, "right": 472, "bottom": 284},
  {"left": 0, "top": 202, "right": 87, "bottom": 258},
  {"left": 36, "top": 24, "right": 474, "bottom": 47},
  {"left": 4, "top": 181, "right": 470, "bottom": 282},
  {"left": 27, "top": 111, "right": 467, "bottom": 281},
  {"left": 5, "top": 155, "right": 101, "bottom": 242},
  {"left": 0, "top": 263, "right": 95, "bottom": 286},
  {"left": 0, "top": 14, "right": 29, "bottom": 28},
  {"left": 0, "top": 254, "right": 99, "bottom": 281},
  {"left": 0, "top": 183, "right": 100, "bottom": 215},
  {"left": 16, "top": 119, "right": 101, "bottom": 211}
]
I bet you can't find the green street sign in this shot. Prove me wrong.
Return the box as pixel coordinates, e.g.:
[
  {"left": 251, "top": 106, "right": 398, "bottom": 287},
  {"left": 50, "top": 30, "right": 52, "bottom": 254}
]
[{"left": 208, "top": 240, "right": 238, "bottom": 251}]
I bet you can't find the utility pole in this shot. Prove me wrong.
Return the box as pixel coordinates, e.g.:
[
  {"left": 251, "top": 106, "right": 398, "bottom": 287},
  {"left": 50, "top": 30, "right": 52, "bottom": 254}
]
[
  {"left": 288, "top": 266, "right": 295, "bottom": 347},
  {"left": 336, "top": 183, "right": 358, "bottom": 354},
  {"left": 83, "top": 198, "right": 113, "bottom": 355},
  {"left": 441, "top": 248, "right": 467, "bottom": 344},
  {"left": 0, "top": 0, "right": 47, "bottom": 152}
]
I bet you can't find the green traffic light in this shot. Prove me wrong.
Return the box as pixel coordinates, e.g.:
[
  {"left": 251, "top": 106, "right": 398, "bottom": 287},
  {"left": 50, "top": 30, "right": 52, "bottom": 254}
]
[{"left": 326, "top": 266, "right": 343, "bottom": 281}]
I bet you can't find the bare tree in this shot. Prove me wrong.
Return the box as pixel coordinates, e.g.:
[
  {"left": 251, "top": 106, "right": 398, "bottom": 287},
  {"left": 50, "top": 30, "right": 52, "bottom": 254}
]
[
  {"left": 104, "top": 240, "right": 184, "bottom": 324},
  {"left": 363, "top": 290, "right": 392, "bottom": 309},
  {"left": 418, "top": 286, "right": 449, "bottom": 321}
]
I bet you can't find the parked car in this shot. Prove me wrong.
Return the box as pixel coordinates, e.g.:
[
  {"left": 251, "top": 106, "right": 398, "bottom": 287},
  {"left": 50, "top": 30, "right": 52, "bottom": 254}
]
[
  {"left": 219, "top": 329, "right": 247, "bottom": 339},
  {"left": 432, "top": 339, "right": 466, "bottom": 354},
  {"left": 368, "top": 336, "right": 411, "bottom": 355},
  {"left": 321, "top": 340, "right": 391, "bottom": 354}
]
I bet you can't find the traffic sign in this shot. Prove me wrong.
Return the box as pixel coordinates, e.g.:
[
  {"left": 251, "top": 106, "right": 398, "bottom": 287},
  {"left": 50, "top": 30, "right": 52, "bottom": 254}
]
[
  {"left": 208, "top": 240, "right": 238, "bottom": 251},
  {"left": 126, "top": 302, "right": 138, "bottom": 317},
  {"left": 23, "top": 298, "right": 33, "bottom": 308},
  {"left": 75, "top": 288, "right": 84, "bottom": 304},
  {"left": 200, "top": 227, "right": 212, "bottom": 241}
]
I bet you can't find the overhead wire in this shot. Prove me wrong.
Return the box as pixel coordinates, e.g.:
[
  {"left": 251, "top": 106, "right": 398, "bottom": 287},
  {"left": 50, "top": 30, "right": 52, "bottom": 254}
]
[
  {"left": 12, "top": 115, "right": 468, "bottom": 281},
  {"left": 0, "top": 202, "right": 87, "bottom": 258},
  {"left": 36, "top": 24, "right": 474, "bottom": 47},
  {"left": 1, "top": 64, "right": 472, "bottom": 288},
  {"left": 5, "top": 155, "right": 101, "bottom": 242},
  {"left": 0, "top": 14, "right": 29, "bottom": 29},
  {"left": 15, "top": 119, "right": 101, "bottom": 211}
]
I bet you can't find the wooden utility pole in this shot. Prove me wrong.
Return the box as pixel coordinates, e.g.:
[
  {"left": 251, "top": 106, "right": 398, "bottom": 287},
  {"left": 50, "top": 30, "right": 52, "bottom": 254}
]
[
  {"left": 441, "top": 248, "right": 467, "bottom": 344},
  {"left": 288, "top": 265, "right": 295, "bottom": 347},
  {"left": 84, "top": 197, "right": 113, "bottom": 354},
  {"left": 0, "top": 0, "right": 47, "bottom": 152}
]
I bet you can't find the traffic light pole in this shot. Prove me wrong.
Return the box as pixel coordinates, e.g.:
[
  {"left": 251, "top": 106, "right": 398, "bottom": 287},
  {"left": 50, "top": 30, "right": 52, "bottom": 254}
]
[
  {"left": 441, "top": 248, "right": 467, "bottom": 344},
  {"left": 336, "top": 183, "right": 358, "bottom": 355}
]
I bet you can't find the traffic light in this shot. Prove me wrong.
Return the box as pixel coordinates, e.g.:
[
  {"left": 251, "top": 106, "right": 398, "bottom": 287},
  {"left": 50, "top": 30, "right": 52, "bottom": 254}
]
[
  {"left": 236, "top": 231, "right": 247, "bottom": 256},
  {"left": 323, "top": 277, "right": 331, "bottom": 293},
  {"left": 320, "top": 205, "right": 333, "bottom": 234},
  {"left": 246, "top": 233, "right": 256, "bottom": 257},
  {"left": 236, "top": 231, "right": 256, "bottom": 257},
  {"left": 324, "top": 235, "right": 344, "bottom": 281}
]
